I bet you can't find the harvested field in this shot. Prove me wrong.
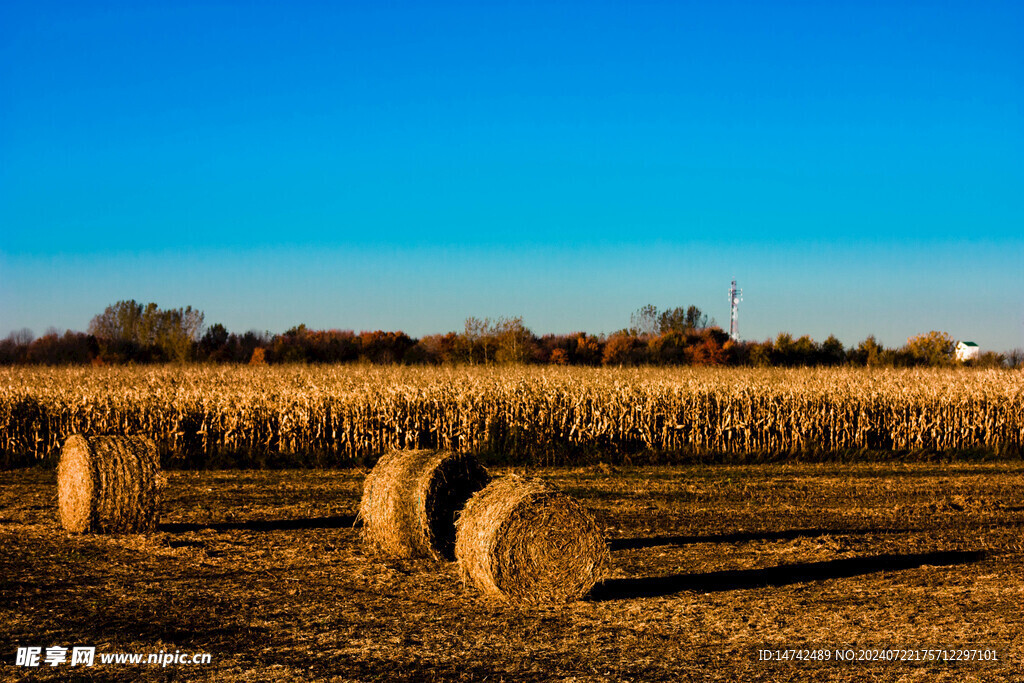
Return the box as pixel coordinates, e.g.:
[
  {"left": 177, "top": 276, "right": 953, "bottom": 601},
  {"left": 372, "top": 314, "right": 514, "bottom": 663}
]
[{"left": 2, "top": 462, "right": 1023, "bottom": 681}]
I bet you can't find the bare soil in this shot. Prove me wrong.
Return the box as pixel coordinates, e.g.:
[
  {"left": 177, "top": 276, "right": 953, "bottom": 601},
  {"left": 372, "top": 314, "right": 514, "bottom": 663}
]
[{"left": 2, "top": 462, "right": 1023, "bottom": 681}]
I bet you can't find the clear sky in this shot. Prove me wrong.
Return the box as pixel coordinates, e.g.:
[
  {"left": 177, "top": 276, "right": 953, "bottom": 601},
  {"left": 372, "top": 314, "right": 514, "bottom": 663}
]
[{"left": 2, "top": 1, "right": 1022, "bottom": 350}]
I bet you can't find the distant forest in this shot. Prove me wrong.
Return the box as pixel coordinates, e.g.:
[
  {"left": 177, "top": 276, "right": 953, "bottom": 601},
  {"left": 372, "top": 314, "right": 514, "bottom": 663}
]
[{"left": 1, "top": 300, "right": 1019, "bottom": 368}]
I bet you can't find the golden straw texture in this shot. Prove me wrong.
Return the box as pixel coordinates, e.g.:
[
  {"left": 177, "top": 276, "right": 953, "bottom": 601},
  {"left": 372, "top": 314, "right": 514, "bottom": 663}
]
[
  {"left": 4, "top": 366, "right": 1023, "bottom": 467},
  {"left": 358, "top": 449, "right": 490, "bottom": 560},
  {"left": 455, "top": 476, "right": 610, "bottom": 603},
  {"left": 57, "top": 434, "right": 162, "bottom": 533}
]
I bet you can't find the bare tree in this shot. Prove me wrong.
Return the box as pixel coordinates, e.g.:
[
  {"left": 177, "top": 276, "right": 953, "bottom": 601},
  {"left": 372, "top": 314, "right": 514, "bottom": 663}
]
[
  {"left": 463, "top": 316, "right": 493, "bottom": 364},
  {"left": 8, "top": 328, "right": 34, "bottom": 346},
  {"left": 630, "top": 305, "right": 660, "bottom": 337}
]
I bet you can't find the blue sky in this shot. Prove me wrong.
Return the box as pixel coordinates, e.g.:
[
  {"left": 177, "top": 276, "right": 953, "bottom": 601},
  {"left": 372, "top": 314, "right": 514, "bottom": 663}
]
[{"left": 2, "top": 1, "right": 1022, "bottom": 350}]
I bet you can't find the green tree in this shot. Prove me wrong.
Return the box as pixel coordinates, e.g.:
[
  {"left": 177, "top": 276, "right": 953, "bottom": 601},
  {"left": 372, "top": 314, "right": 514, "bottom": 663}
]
[
  {"left": 494, "top": 316, "right": 533, "bottom": 364},
  {"left": 88, "top": 300, "right": 143, "bottom": 344},
  {"left": 748, "top": 341, "right": 772, "bottom": 367},
  {"left": 137, "top": 303, "right": 162, "bottom": 347},
  {"left": 772, "top": 332, "right": 795, "bottom": 366},
  {"left": 820, "top": 335, "right": 846, "bottom": 366},
  {"left": 157, "top": 306, "right": 204, "bottom": 363},
  {"left": 88, "top": 300, "right": 204, "bottom": 363},
  {"left": 685, "top": 305, "right": 710, "bottom": 331},
  {"left": 89, "top": 300, "right": 145, "bottom": 361},
  {"left": 658, "top": 305, "right": 710, "bottom": 334},
  {"left": 793, "top": 335, "right": 818, "bottom": 365},
  {"left": 199, "top": 323, "right": 230, "bottom": 361},
  {"left": 852, "top": 335, "right": 884, "bottom": 367},
  {"left": 272, "top": 324, "right": 310, "bottom": 363}
]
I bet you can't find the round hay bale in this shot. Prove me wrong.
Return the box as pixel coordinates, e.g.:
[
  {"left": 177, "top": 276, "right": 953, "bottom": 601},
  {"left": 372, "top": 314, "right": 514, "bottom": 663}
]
[
  {"left": 455, "top": 476, "right": 610, "bottom": 604},
  {"left": 357, "top": 449, "right": 490, "bottom": 561},
  {"left": 57, "top": 434, "right": 162, "bottom": 534}
]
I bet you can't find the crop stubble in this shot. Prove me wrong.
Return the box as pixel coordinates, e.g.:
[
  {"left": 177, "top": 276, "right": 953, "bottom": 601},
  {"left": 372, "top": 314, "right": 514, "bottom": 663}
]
[{"left": 1, "top": 462, "right": 1022, "bottom": 681}]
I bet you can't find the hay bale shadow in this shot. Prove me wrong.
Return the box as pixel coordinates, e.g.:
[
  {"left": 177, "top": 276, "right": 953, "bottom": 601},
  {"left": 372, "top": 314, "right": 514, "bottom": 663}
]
[
  {"left": 609, "top": 526, "right": 921, "bottom": 551},
  {"left": 159, "top": 515, "right": 356, "bottom": 534},
  {"left": 589, "top": 549, "right": 986, "bottom": 601}
]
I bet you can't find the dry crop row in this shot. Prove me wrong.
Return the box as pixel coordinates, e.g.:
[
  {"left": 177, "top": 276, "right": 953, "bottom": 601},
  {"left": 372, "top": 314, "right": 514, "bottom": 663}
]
[{"left": 1, "top": 366, "right": 1022, "bottom": 466}]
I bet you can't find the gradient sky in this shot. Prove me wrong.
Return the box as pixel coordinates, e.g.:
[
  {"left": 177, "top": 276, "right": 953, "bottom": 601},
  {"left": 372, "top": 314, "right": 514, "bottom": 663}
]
[{"left": 2, "top": 1, "right": 1022, "bottom": 350}]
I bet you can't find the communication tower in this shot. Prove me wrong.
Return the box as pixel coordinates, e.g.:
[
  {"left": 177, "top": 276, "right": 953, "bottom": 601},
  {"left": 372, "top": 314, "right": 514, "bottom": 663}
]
[{"left": 728, "top": 279, "right": 742, "bottom": 341}]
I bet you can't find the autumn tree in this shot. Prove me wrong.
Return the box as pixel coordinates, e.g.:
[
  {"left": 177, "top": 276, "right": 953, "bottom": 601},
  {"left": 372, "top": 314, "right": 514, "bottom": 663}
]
[
  {"left": 359, "top": 330, "right": 415, "bottom": 364},
  {"left": 904, "top": 331, "right": 955, "bottom": 367},
  {"left": 602, "top": 331, "right": 646, "bottom": 366},
  {"left": 417, "top": 332, "right": 462, "bottom": 364},
  {"left": 690, "top": 328, "right": 730, "bottom": 366},
  {"left": 573, "top": 333, "right": 604, "bottom": 366},
  {"left": 24, "top": 331, "right": 98, "bottom": 365},
  {"left": 647, "top": 330, "right": 687, "bottom": 365}
]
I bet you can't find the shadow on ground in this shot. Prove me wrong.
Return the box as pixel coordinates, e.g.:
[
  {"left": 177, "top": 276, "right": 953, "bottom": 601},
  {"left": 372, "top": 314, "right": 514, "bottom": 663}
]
[
  {"left": 159, "top": 515, "right": 356, "bottom": 533},
  {"left": 589, "top": 549, "right": 986, "bottom": 601},
  {"left": 608, "top": 526, "right": 919, "bottom": 551}
]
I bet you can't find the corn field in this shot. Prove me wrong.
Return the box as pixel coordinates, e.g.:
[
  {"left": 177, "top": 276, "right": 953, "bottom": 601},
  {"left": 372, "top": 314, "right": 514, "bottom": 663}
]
[{"left": 2, "top": 365, "right": 1022, "bottom": 467}]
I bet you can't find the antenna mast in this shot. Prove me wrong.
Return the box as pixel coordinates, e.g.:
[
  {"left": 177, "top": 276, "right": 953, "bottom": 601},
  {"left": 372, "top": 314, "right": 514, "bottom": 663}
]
[{"left": 728, "top": 279, "right": 742, "bottom": 341}]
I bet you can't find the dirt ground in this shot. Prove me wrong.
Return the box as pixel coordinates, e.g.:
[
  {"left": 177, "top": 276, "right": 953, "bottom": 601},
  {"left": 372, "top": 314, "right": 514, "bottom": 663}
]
[{"left": 2, "top": 461, "right": 1023, "bottom": 681}]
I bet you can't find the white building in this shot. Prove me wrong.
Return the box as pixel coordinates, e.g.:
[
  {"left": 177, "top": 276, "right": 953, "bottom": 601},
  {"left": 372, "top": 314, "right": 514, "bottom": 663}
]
[{"left": 955, "top": 341, "right": 979, "bottom": 362}]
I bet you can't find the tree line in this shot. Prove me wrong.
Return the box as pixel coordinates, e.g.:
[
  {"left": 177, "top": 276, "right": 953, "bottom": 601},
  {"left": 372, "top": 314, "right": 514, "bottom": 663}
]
[{"left": 1, "top": 300, "right": 1019, "bottom": 368}]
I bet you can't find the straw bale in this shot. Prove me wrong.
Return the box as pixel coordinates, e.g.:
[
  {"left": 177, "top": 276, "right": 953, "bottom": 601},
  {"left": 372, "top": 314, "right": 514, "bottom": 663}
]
[
  {"left": 455, "top": 476, "right": 610, "bottom": 603},
  {"left": 358, "top": 449, "right": 490, "bottom": 560},
  {"left": 57, "top": 434, "right": 162, "bottom": 533}
]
